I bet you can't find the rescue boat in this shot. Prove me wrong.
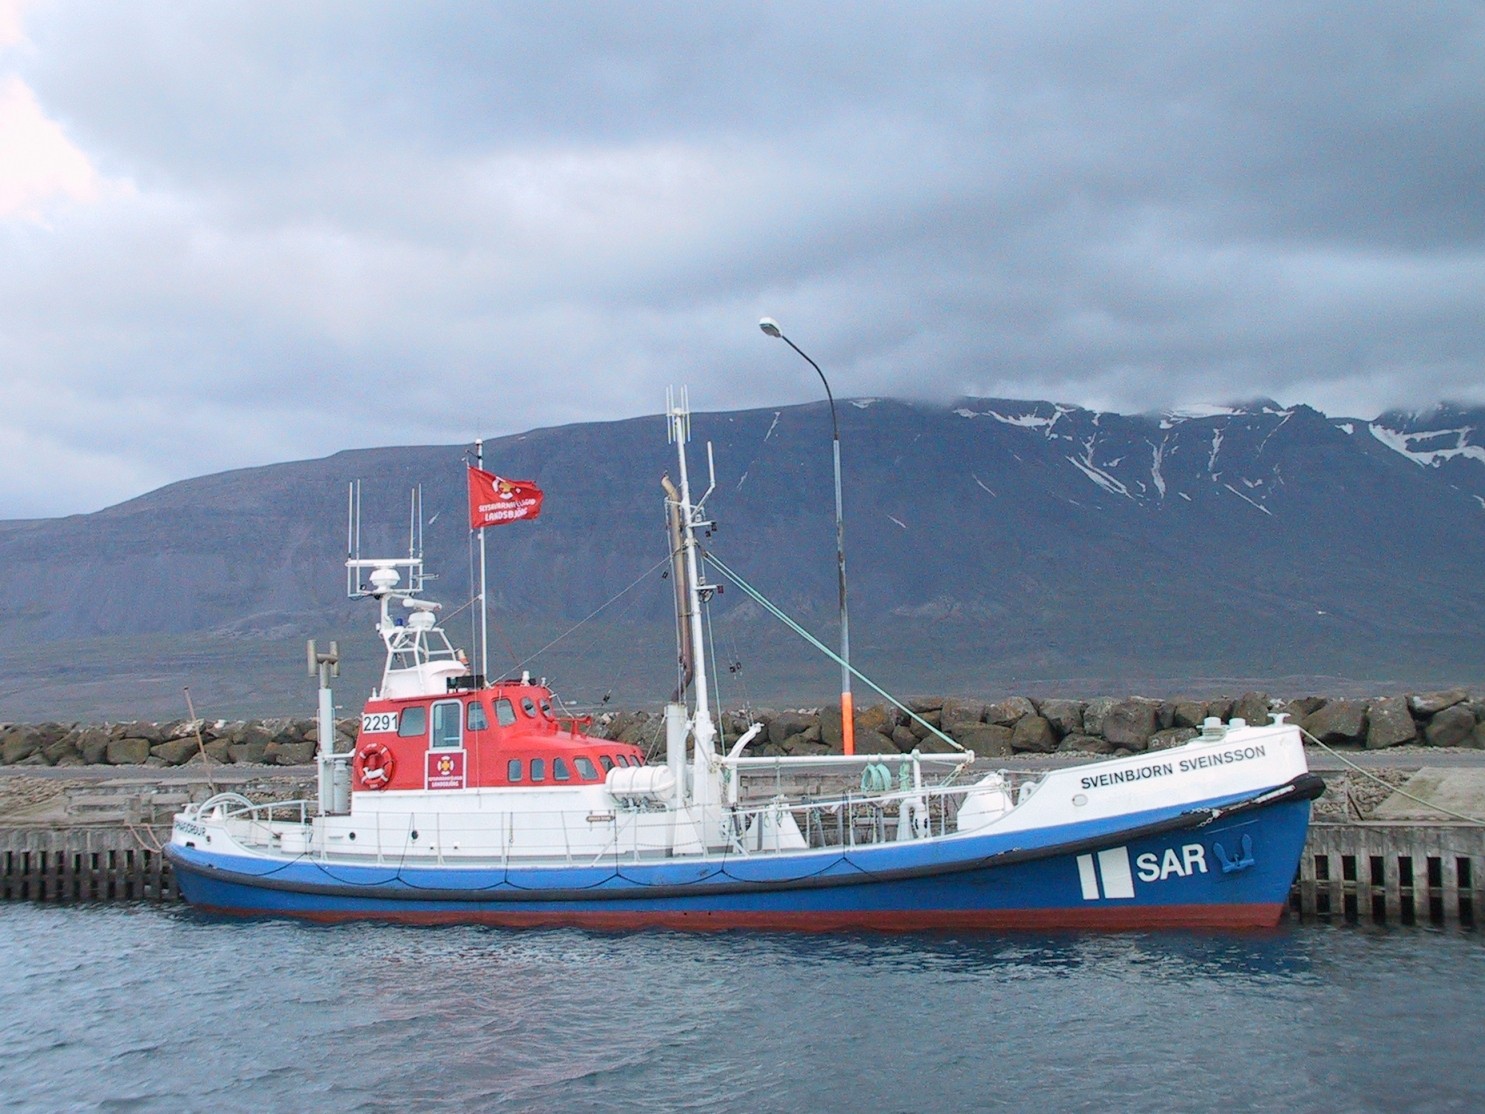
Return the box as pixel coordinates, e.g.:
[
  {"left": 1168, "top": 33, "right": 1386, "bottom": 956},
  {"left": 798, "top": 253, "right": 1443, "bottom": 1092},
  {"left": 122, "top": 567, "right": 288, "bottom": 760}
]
[{"left": 166, "top": 394, "right": 1323, "bottom": 930}]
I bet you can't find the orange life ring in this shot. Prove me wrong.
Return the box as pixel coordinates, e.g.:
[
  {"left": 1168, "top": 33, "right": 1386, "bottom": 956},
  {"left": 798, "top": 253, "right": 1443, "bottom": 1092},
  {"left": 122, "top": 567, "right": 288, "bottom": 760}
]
[{"left": 358, "top": 741, "right": 395, "bottom": 789}]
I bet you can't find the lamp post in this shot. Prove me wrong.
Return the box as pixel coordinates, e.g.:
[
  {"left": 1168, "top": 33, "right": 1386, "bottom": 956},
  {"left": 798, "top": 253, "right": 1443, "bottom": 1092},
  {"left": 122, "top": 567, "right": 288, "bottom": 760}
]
[{"left": 758, "top": 317, "right": 855, "bottom": 757}]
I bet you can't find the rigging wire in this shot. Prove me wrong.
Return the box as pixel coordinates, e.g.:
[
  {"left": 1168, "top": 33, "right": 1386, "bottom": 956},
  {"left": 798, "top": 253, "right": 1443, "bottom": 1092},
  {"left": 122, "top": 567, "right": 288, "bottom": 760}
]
[
  {"left": 703, "top": 550, "right": 964, "bottom": 752},
  {"left": 512, "top": 554, "right": 671, "bottom": 676}
]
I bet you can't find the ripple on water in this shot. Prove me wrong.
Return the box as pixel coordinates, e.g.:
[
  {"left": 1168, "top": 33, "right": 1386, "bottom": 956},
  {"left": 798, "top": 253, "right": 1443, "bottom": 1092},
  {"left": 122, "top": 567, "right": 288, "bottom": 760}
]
[{"left": 0, "top": 905, "right": 1480, "bottom": 1112}]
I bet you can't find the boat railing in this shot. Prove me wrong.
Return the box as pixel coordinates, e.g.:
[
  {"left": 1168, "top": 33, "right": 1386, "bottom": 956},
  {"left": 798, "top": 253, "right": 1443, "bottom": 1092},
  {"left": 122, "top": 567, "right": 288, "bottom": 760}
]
[{"left": 198, "top": 771, "right": 1038, "bottom": 864}]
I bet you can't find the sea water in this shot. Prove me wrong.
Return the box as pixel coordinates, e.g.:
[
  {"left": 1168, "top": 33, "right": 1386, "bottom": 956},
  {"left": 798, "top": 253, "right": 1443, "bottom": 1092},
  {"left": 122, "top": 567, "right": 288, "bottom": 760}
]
[{"left": 0, "top": 904, "right": 1480, "bottom": 1113}]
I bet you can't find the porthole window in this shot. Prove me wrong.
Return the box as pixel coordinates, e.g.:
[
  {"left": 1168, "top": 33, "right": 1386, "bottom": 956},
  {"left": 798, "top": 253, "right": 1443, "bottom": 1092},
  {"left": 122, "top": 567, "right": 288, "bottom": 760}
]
[
  {"left": 530, "top": 758, "right": 546, "bottom": 782},
  {"left": 507, "top": 759, "right": 523, "bottom": 782},
  {"left": 521, "top": 697, "right": 538, "bottom": 718}
]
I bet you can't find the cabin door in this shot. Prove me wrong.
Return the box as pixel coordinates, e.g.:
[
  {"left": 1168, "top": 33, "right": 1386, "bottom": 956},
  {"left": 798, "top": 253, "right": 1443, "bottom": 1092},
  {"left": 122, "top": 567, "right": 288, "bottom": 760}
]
[{"left": 426, "top": 699, "right": 466, "bottom": 789}]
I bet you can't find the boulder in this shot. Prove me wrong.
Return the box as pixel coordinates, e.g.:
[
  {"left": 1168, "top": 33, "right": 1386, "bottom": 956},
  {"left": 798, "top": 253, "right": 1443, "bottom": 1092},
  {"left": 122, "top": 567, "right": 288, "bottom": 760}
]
[
  {"left": 1038, "top": 699, "right": 1084, "bottom": 737},
  {"left": 1057, "top": 733, "right": 1114, "bottom": 754},
  {"left": 854, "top": 730, "right": 900, "bottom": 755},
  {"left": 1300, "top": 699, "right": 1367, "bottom": 745},
  {"left": 78, "top": 727, "right": 111, "bottom": 764},
  {"left": 891, "top": 725, "right": 920, "bottom": 752},
  {"left": 1232, "top": 692, "right": 1272, "bottom": 727},
  {"left": 202, "top": 738, "right": 234, "bottom": 763},
  {"left": 234, "top": 723, "right": 275, "bottom": 749},
  {"left": 617, "top": 715, "right": 656, "bottom": 746},
  {"left": 1205, "top": 697, "right": 1234, "bottom": 721},
  {"left": 265, "top": 740, "right": 318, "bottom": 765},
  {"left": 1148, "top": 727, "right": 1199, "bottom": 751},
  {"left": 1280, "top": 696, "right": 1327, "bottom": 720},
  {"left": 1011, "top": 715, "right": 1058, "bottom": 754},
  {"left": 228, "top": 739, "right": 270, "bottom": 765},
  {"left": 1473, "top": 723, "right": 1485, "bottom": 750},
  {"left": 111, "top": 721, "right": 166, "bottom": 744},
  {"left": 768, "top": 711, "right": 817, "bottom": 747},
  {"left": 905, "top": 696, "right": 944, "bottom": 714},
  {"left": 984, "top": 697, "right": 1036, "bottom": 727},
  {"left": 1082, "top": 697, "right": 1117, "bottom": 738},
  {"left": 1410, "top": 689, "right": 1469, "bottom": 716},
  {"left": 1366, "top": 696, "right": 1418, "bottom": 749},
  {"left": 2, "top": 727, "right": 41, "bottom": 765},
  {"left": 905, "top": 709, "right": 941, "bottom": 739},
  {"left": 939, "top": 699, "right": 985, "bottom": 735},
  {"left": 783, "top": 734, "right": 831, "bottom": 757},
  {"left": 1169, "top": 700, "right": 1210, "bottom": 730},
  {"left": 856, "top": 704, "right": 898, "bottom": 740},
  {"left": 955, "top": 725, "right": 1014, "bottom": 757},
  {"left": 42, "top": 734, "right": 81, "bottom": 765},
  {"left": 106, "top": 737, "right": 153, "bottom": 765},
  {"left": 152, "top": 738, "right": 201, "bottom": 765},
  {"left": 1102, "top": 699, "right": 1159, "bottom": 750},
  {"left": 1424, "top": 705, "right": 1477, "bottom": 748}
]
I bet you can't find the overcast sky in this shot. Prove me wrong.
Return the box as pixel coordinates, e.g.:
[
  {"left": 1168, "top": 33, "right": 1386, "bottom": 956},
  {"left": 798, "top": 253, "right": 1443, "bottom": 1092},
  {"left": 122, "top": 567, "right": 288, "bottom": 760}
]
[{"left": 2, "top": 1, "right": 1482, "bottom": 518}]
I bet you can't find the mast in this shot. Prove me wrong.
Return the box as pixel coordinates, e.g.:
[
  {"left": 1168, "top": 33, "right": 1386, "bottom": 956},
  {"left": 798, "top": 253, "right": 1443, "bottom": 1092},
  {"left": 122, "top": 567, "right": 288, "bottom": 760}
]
[
  {"left": 476, "top": 438, "right": 489, "bottom": 684},
  {"left": 666, "top": 390, "right": 717, "bottom": 806}
]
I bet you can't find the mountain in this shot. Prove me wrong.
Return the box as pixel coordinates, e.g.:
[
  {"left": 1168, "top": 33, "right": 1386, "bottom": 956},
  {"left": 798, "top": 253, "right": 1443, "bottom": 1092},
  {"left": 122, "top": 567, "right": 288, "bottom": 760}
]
[{"left": 2, "top": 398, "right": 1483, "bottom": 721}]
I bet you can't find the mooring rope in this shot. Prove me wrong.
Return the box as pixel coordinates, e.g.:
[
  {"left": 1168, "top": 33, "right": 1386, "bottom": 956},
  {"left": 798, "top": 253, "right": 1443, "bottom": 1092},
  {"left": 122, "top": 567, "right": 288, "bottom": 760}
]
[{"left": 1300, "top": 725, "right": 1485, "bottom": 826}]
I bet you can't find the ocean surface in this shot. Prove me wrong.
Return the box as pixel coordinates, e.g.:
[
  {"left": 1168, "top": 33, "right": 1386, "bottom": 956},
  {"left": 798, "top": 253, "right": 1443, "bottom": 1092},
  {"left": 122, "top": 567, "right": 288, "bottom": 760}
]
[{"left": 1, "top": 904, "right": 1480, "bottom": 1113}]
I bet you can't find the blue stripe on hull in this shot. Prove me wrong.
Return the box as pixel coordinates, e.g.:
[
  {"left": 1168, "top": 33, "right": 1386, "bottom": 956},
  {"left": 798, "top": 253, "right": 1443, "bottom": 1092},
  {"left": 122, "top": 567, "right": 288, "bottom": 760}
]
[{"left": 168, "top": 798, "right": 1312, "bottom": 930}]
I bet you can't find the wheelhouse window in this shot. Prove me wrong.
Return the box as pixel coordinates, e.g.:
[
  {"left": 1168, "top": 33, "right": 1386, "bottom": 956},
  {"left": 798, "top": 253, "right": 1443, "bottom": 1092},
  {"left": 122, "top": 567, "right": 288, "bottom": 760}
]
[
  {"left": 530, "top": 758, "right": 546, "bottom": 782},
  {"left": 507, "top": 759, "right": 523, "bottom": 782},
  {"left": 397, "top": 706, "right": 427, "bottom": 738},
  {"left": 575, "top": 756, "right": 597, "bottom": 780},
  {"left": 598, "top": 755, "right": 613, "bottom": 772},
  {"left": 431, "top": 701, "right": 462, "bottom": 750},
  {"left": 495, "top": 698, "right": 516, "bottom": 727},
  {"left": 553, "top": 758, "right": 571, "bottom": 782},
  {"left": 467, "top": 701, "right": 488, "bottom": 732}
]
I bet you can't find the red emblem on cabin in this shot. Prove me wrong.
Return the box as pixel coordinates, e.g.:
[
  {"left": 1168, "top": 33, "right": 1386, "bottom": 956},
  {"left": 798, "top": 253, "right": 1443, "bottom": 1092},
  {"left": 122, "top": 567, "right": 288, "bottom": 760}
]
[{"left": 426, "top": 750, "right": 466, "bottom": 790}]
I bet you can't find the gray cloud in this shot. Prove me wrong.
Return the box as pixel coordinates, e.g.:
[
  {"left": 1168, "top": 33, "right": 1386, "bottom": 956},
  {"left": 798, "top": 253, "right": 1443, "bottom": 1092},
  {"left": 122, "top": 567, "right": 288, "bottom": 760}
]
[{"left": 2, "top": 1, "right": 1482, "bottom": 517}]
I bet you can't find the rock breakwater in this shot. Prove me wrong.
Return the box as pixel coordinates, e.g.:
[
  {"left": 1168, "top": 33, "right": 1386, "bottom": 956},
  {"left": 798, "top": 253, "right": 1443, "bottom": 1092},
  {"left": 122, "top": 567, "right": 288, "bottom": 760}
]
[{"left": 4, "top": 688, "right": 1481, "bottom": 767}]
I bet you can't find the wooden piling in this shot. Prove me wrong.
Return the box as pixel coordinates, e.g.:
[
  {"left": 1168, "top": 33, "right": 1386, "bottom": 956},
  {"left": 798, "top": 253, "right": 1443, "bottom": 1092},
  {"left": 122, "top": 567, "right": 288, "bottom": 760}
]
[
  {"left": 1295, "top": 823, "right": 1485, "bottom": 926},
  {"left": 0, "top": 828, "right": 176, "bottom": 904}
]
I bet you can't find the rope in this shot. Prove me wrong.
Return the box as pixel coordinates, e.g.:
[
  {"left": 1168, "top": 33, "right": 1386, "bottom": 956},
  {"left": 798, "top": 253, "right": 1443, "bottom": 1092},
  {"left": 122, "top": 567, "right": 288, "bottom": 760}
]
[
  {"left": 703, "top": 551, "right": 965, "bottom": 752},
  {"left": 1300, "top": 726, "right": 1485, "bottom": 826}
]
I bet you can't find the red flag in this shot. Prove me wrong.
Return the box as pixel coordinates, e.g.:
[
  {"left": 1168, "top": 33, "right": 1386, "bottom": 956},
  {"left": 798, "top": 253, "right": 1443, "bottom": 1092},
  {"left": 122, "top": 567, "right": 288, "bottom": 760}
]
[{"left": 468, "top": 467, "right": 543, "bottom": 528}]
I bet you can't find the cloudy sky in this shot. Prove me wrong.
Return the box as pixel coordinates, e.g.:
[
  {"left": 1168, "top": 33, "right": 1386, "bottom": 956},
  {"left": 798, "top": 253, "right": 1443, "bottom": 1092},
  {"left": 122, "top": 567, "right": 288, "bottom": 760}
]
[{"left": 2, "top": 1, "right": 1482, "bottom": 518}]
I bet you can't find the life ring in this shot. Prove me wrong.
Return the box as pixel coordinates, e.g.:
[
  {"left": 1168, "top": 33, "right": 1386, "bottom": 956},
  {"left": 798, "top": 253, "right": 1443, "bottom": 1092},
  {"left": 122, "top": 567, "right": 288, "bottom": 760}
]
[{"left": 358, "top": 742, "right": 395, "bottom": 789}]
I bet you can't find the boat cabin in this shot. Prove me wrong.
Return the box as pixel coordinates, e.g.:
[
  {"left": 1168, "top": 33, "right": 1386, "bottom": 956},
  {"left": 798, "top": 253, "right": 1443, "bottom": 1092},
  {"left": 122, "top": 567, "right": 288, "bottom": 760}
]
[{"left": 352, "top": 681, "right": 646, "bottom": 793}]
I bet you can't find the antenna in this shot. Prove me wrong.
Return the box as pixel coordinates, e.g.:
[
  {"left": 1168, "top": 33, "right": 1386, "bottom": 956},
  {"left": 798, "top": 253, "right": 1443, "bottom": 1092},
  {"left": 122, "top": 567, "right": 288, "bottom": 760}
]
[{"left": 666, "top": 385, "right": 691, "bottom": 444}]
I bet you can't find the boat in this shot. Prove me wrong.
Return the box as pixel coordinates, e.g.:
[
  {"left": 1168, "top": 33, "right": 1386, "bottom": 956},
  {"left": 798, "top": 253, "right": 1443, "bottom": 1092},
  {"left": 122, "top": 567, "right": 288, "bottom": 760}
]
[{"left": 166, "top": 394, "right": 1324, "bottom": 930}]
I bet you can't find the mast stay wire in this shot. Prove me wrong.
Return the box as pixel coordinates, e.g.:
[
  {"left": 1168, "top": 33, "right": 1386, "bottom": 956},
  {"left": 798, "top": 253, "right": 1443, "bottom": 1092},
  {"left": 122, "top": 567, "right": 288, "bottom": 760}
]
[
  {"left": 704, "top": 549, "right": 965, "bottom": 753},
  {"left": 512, "top": 554, "right": 671, "bottom": 677}
]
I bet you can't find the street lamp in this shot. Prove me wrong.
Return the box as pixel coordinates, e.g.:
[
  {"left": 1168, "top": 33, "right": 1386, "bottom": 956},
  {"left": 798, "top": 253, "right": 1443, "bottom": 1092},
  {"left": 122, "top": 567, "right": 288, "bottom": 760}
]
[{"left": 758, "top": 317, "right": 855, "bottom": 756}]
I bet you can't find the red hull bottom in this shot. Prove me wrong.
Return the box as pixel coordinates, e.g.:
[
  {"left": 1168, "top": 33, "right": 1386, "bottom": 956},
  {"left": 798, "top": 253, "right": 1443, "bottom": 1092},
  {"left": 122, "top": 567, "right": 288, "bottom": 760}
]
[{"left": 189, "top": 901, "right": 1289, "bottom": 933}]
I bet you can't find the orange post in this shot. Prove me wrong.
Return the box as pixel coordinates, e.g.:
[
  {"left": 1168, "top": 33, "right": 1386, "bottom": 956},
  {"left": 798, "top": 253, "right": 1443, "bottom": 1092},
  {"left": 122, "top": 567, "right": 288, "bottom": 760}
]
[{"left": 841, "top": 690, "right": 855, "bottom": 756}]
